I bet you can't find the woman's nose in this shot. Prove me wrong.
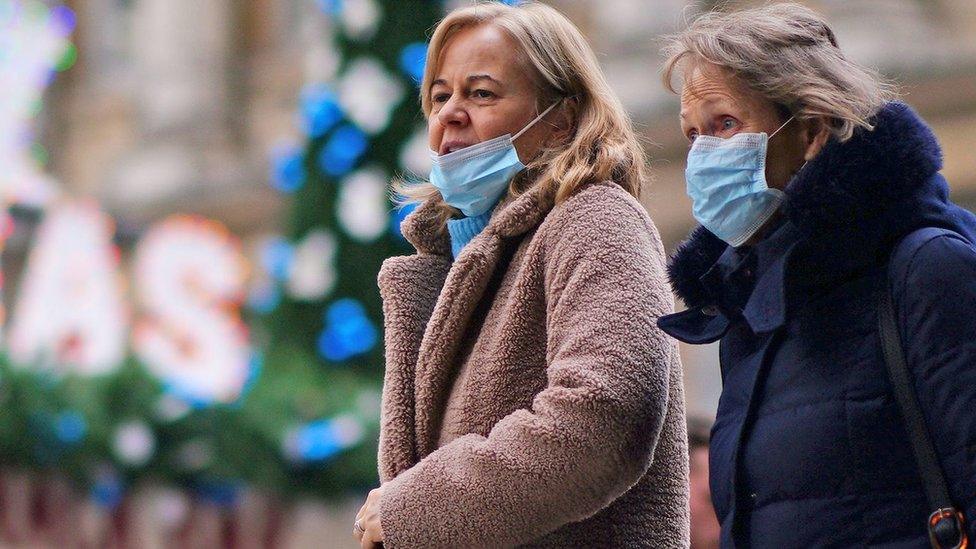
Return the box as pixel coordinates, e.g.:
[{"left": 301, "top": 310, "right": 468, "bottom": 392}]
[{"left": 437, "top": 97, "right": 469, "bottom": 127}]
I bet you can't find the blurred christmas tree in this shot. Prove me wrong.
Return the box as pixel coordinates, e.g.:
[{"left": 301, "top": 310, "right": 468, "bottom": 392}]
[
  {"left": 243, "top": 0, "right": 443, "bottom": 497},
  {"left": 0, "top": 0, "right": 452, "bottom": 507}
]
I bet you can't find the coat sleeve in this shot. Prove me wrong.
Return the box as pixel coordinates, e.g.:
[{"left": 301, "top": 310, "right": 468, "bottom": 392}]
[
  {"left": 376, "top": 254, "right": 452, "bottom": 482},
  {"left": 378, "top": 187, "right": 680, "bottom": 548},
  {"left": 895, "top": 232, "right": 976, "bottom": 539}
]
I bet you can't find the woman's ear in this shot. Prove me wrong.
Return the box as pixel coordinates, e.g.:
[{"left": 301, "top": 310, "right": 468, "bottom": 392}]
[
  {"left": 803, "top": 116, "right": 831, "bottom": 161},
  {"left": 551, "top": 96, "right": 579, "bottom": 142}
]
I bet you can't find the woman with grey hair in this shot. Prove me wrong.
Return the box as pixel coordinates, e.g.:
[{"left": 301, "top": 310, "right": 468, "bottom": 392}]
[{"left": 657, "top": 3, "right": 976, "bottom": 547}]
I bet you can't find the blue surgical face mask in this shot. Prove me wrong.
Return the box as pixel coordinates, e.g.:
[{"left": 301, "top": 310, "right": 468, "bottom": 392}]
[
  {"left": 429, "top": 101, "right": 560, "bottom": 217},
  {"left": 685, "top": 116, "right": 794, "bottom": 247}
]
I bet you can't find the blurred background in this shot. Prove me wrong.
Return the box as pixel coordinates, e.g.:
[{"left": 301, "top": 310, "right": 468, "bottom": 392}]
[{"left": 1, "top": 0, "right": 974, "bottom": 546}]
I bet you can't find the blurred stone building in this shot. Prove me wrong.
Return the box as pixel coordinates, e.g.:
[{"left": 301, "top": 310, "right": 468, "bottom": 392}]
[
  {"left": 41, "top": 0, "right": 976, "bottom": 418},
  {"left": 45, "top": 0, "right": 319, "bottom": 235}
]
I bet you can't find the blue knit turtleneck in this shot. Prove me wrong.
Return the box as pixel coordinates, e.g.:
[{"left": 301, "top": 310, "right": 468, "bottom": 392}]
[{"left": 446, "top": 211, "right": 492, "bottom": 259}]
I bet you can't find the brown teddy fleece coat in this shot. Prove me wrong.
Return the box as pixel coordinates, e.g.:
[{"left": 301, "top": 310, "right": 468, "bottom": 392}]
[{"left": 377, "top": 180, "right": 690, "bottom": 548}]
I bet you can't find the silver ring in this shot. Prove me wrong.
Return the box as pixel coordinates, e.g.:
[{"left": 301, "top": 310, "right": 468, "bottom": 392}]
[{"left": 354, "top": 519, "right": 365, "bottom": 535}]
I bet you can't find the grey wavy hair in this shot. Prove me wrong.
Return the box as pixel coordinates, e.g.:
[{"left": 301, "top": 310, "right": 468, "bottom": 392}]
[{"left": 662, "top": 2, "right": 896, "bottom": 142}]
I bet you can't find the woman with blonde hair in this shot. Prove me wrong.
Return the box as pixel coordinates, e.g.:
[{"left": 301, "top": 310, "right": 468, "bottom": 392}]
[
  {"left": 658, "top": 3, "right": 976, "bottom": 547},
  {"left": 352, "top": 2, "right": 689, "bottom": 547}
]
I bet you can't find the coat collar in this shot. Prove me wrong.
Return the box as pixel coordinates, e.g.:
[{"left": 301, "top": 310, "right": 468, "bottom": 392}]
[
  {"left": 403, "top": 181, "right": 558, "bottom": 457},
  {"left": 399, "top": 181, "right": 558, "bottom": 257},
  {"left": 661, "top": 102, "right": 948, "bottom": 340},
  {"left": 660, "top": 221, "right": 800, "bottom": 341}
]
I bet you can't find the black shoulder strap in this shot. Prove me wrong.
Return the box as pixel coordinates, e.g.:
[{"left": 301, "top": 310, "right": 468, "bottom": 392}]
[
  {"left": 877, "top": 287, "right": 954, "bottom": 510},
  {"left": 879, "top": 263, "right": 967, "bottom": 548}
]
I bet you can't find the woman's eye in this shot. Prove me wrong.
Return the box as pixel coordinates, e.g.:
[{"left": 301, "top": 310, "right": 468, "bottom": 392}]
[
  {"left": 432, "top": 93, "right": 450, "bottom": 104},
  {"left": 721, "top": 118, "right": 737, "bottom": 130},
  {"left": 472, "top": 89, "right": 495, "bottom": 99},
  {"left": 687, "top": 130, "right": 699, "bottom": 143}
]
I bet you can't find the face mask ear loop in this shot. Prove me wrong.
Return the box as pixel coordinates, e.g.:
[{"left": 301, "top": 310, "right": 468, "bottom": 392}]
[
  {"left": 511, "top": 99, "right": 562, "bottom": 142},
  {"left": 769, "top": 115, "right": 795, "bottom": 139},
  {"left": 790, "top": 159, "right": 810, "bottom": 184}
]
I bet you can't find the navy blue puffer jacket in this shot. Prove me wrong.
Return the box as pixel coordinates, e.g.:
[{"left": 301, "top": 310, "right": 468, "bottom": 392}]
[{"left": 659, "top": 102, "right": 976, "bottom": 547}]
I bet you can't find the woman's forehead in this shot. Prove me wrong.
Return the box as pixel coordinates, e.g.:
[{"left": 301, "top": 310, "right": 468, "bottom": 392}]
[
  {"left": 435, "top": 25, "right": 519, "bottom": 81},
  {"left": 681, "top": 64, "right": 738, "bottom": 101},
  {"left": 679, "top": 62, "right": 768, "bottom": 115}
]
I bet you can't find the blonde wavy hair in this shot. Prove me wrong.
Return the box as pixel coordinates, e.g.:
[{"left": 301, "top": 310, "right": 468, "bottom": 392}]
[
  {"left": 395, "top": 1, "right": 647, "bottom": 223},
  {"left": 662, "top": 2, "right": 896, "bottom": 142}
]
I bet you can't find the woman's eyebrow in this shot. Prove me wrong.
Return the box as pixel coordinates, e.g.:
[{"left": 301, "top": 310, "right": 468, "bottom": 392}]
[
  {"left": 467, "top": 74, "right": 503, "bottom": 86},
  {"left": 680, "top": 97, "right": 724, "bottom": 122},
  {"left": 430, "top": 74, "right": 503, "bottom": 89}
]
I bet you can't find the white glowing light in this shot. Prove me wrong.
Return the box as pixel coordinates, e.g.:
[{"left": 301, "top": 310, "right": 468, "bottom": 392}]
[
  {"left": 337, "top": 57, "right": 404, "bottom": 134},
  {"left": 286, "top": 229, "right": 338, "bottom": 301},
  {"left": 0, "top": 1, "right": 71, "bottom": 207},
  {"left": 337, "top": 167, "right": 389, "bottom": 243}
]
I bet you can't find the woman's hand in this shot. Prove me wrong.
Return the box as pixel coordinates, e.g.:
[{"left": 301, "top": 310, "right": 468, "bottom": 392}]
[{"left": 354, "top": 486, "right": 385, "bottom": 548}]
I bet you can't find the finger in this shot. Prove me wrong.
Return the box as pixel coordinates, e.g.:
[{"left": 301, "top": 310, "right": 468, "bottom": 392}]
[
  {"left": 353, "top": 516, "right": 366, "bottom": 541},
  {"left": 363, "top": 521, "right": 384, "bottom": 544},
  {"left": 362, "top": 514, "right": 377, "bottom": 535}
]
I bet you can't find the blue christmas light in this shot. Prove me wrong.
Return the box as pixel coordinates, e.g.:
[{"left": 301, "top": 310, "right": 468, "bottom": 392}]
[
  {"left": 391, "top": 202, "right": 418, "bottom": 239},
  {"left": 259, "top": 237, "right": 294, "bottom": 281},
  {"left": 286, "top": 415, "right": 363, "bottom": 463},
  {"left": 291, "top": 420, "right": 343, "bottom": 462},
  {"left": 91, "top": 471, "right": 124, "bottom": 510},
  {"left": 318, "top": 124, "right": 369, "bottom": 177},
  {"left": 54, "top": 411, "right": 87, "bottom": 445},
  {"left": 238, "top": 353, "right": 264, "bottom": 403},
  {"left": 317, "top": 298, "right": 378, "bottom": 362},
  {"left": 247, "top": 282, "right": 282, "bottom": 314},
  {"left": 270, "top": 145, "right": 306, "bottom": 193},
  {"left": 43, "top": 67, "right": 58, "bottom": 87},
  {"left": 300, "top": 85, "right": 343, "bottom": 138},
  {"left": 163, "top": 381, "right": 214, "bottom": 410},
  {"left": 326, "top": 298, "right": 367, "bottom": 326},
  {"left": 50, "top": 5, "right": 77, "bottom": 36},
  {"left": 195, "top": 480, "right": 240, "bottom": 508},
  {"left": 399, "top": 42, "right": 428, "bottom": 84},
  {"left": 159, "top": 351, "right": 261, "bottom": 409},
  {"left": 316, "top": 0, "right": 342, "bottom": 15}
]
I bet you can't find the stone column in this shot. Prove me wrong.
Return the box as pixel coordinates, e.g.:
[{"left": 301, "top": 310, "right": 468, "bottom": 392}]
[{"left": 107, "top": 0, "right": 240, "bottom": 210}]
